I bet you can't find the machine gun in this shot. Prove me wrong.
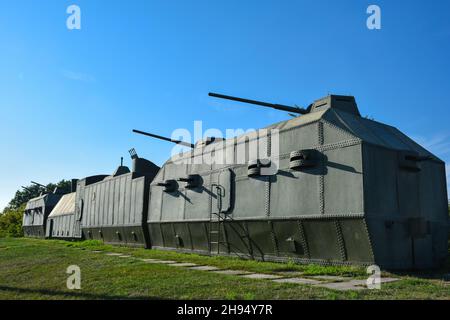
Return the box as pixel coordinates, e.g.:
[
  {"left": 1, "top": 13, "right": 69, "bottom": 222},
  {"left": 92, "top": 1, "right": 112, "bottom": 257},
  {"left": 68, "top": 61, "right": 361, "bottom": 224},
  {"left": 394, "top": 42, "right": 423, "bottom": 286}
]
[
  {"left": 208, "top": 92, "right": 310, "bottom": 115},
  {"left": 132, "top": 129, "right": 194, "bottom": 148}
]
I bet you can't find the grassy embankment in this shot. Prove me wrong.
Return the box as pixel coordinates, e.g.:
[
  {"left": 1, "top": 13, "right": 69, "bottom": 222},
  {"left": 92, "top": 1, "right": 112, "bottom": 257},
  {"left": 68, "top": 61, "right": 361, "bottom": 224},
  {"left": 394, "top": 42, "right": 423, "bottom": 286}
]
[{"left": 0, "top": 237, "right": 449, "bottom": 300}]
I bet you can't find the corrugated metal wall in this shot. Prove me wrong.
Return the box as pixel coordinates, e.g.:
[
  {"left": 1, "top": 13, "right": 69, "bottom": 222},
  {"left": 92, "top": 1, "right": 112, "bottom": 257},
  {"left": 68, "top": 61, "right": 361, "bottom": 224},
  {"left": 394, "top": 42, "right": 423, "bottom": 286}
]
[{"left": 82, "top": 174, "right": 146, "bottom": 228}]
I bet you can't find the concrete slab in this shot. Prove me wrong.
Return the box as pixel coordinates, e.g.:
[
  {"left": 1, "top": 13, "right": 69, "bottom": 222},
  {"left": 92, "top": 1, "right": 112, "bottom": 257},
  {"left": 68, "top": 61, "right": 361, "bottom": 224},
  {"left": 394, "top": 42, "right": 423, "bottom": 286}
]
[
  {"left": 272, "top": 277, "right": 322, "bottom": 285},
  {"left": 311, "top": 275, "right": 351, "bottom": 282},
  {"left": 141, "top": 259, "right": 177, "bottom": 264},
  {"left": 212, "top": 270, "right": 251, "bottom": 275},
  {"left": 379, "top": 277, "right": 400, "bottom": 284},
  {"left": 315, "top": 280, "right": 367, "bottom": 291},
  {"left": 140, "top": 258, "right": 159, "bottom": 262},
  {"left": 273, "top": 271, "right": 305, "bottom": 277},
  {"left": 169, "top": 263, "right": 198, "bottom": 267},
  {"left": 189, "top": 266, "right": 221, "bottom": 271},
  {"left": 241, "top": 273, "right": 283, "bottom": 280}
]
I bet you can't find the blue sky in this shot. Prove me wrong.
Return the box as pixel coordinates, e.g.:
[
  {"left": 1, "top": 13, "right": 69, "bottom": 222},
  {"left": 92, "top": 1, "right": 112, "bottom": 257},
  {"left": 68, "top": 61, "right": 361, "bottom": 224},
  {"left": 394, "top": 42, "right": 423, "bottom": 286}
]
[{"left": 0, "top": 0, "right": 449, "bottom": 210}]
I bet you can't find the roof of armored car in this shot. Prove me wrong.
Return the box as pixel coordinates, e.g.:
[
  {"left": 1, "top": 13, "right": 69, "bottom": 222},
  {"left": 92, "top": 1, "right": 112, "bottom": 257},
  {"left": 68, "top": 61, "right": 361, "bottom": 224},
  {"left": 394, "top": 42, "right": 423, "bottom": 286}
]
[
  {"left": 48, "top": 192, "right": 76, "bottom": 218},
  {"left": 168, "top": 107, "right": 440, "bottom": 163}
]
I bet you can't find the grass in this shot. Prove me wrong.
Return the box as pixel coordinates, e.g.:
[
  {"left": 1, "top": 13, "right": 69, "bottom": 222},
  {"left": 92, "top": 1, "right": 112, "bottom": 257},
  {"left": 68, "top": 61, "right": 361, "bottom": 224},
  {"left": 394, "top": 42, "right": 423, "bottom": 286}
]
[{"left": 0, "top": 237, "right": 449, "bottom": 300}]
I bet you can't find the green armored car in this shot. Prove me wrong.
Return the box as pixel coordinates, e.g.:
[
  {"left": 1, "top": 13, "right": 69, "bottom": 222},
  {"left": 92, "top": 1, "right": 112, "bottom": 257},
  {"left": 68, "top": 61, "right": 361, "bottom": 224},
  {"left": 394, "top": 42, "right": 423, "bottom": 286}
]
[{"left": 145, "top": 93, "right": 448, "bottom": 270}]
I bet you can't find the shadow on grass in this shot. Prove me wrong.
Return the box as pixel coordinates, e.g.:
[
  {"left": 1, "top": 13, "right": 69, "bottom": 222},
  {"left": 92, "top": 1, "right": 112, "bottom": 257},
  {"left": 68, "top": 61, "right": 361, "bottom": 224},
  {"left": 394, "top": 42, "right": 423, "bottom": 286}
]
[
  {"left": 387, "top": 245, "right": 450, "bottom": 281},
  {"left": 0, "top": 285, "right": 162, "bottom": 300}
]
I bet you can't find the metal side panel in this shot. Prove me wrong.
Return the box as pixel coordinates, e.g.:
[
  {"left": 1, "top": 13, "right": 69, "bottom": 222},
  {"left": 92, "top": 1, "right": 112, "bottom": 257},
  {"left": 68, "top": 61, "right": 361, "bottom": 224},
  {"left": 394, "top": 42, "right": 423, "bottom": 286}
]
[
  {"left": 99, "top": 181, "right": 106, "bottom": 227},
  {"left": 161, "top": 223, "right": 176, "bottom": 248},
  {"left": 190, "top": 154, "right": 212, "bottom": 174},
  {"left": 122, "top": 175, "right": 129, "bottom": 225},
  {"left": 67, "top": 215, "right": 72, "bottom": 238},
  {"left": 339, "top": 219, "right": 374, "bottom": 264},
  {"left": 323, "top": 144, "right": 364, "bottom": 215},
  {"left": 303, "top": 220, "right": 341, "bottom": 261},
  {"left": 246, "top": 221, "right": 276, "bottom": 258},
  {"left": 184, "top": 174, "right": 211, "bottom": 220},
  {"left": 272, "top": 220, "right": 307, "bottom": 258},
  {"left": 173, "top": 223, "right": 192, "bottom": 250},
  {"left": 84, "top": 187, "right": 91, "bottom": 227},
  {"left": 419, "top": 161, "right": 448, "bottom": 223},
  {"left": 122, "top": 225, "right": 146, "bottom": 247},
  {"left": 161, "top": 191, "right": 185, "bottom": 221},
  {"left": 365, "top": 217, "right": 412, "bottom": 269},
  {"left": 94, "top": 183, "right": 101, "bottom": 227},
  {"left": 105, "top": 179, "right": 113, "bottom": 226},
  {"left": 322, "top": 120, "right": 356, "bottom": 145},
  {"left": 161, "top": 163, "right": 186, "bottom": 221},
  {"left": 149, "top": 185, "right": 163, "bottom": 222},
  {"left": 223, "top": 221, "right": 252, "bottom": 257},
  {"left": 135, "top": 177, "right": 146, "bottom": 224},
  {"left": 112, "top": 179, "right": 120, "bottom": 226},
  {"left": 124, "top": 174, "right": 132, "bottom": 224},
  {"left": 211, "top": 141, "right": 235, "bottom": 171},
  {"left": 189, "top": 222, "right": 209, "bottom": 252},
  {"left": 61, "top": 216, "right": 67, "bottom": 237},
  {"left": 211, "top": 169, "right": 232, "bottom": 214},
  {"left": 117, "top": 177, "right": 126, "bottom": 226},
  {"left": 45, "top": 219, "right": 51, "bottom": 238},
  {"left": 270, "top": 166, "right": 320, "bottom": 218},
  {"left": 278, "top": 123, "right": 320, "bottom": 155},
  {"left": 362, "top": 144, "right": 399, "bottom": 218},
  {"left": 233, "top": 177, "right": 267, "bottom": 219},
  {"left": 147, "top": 223, "right": 164, "bottom": 247}
]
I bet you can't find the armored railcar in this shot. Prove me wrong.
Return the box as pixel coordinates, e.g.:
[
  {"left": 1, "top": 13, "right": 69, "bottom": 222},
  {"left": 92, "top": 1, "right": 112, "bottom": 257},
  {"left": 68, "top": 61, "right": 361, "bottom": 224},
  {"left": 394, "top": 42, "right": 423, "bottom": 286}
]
[
  {"left": 78, "top": 152, "right": 159, "bottom": 247},
  {"left": 23, "top": 192, "right": 64, "bottom": 238},
  {"left": 147, "top": 94, "right": 448, "bottom": 270}
]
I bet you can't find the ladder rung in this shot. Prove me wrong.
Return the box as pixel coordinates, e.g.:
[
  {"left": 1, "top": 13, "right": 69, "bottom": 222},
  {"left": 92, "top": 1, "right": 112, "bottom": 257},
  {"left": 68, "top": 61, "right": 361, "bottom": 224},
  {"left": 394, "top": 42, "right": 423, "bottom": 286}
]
[{"left": 210, "top": 241, "right": 219, "bottom": 244}]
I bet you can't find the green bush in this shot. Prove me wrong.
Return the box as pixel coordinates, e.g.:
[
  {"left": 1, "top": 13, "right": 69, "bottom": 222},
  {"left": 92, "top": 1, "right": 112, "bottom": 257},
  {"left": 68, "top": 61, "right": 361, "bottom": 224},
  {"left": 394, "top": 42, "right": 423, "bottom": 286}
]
[{"left": 0, "top": 204, "right": 24, "bottom": 238}]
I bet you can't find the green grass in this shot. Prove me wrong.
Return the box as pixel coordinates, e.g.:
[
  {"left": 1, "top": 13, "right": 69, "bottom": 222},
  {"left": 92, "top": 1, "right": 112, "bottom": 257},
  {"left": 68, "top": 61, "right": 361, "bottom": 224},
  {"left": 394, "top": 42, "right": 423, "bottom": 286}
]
[{"left": 1, "top": 237, "right": 449, "bottom": 300}]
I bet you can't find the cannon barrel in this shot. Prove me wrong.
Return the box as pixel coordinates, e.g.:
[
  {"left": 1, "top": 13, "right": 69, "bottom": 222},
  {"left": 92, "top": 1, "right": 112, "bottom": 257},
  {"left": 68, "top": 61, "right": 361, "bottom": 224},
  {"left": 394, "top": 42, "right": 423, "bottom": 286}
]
[
  {"left": 30, "top": 181, "right": 54, "bottom": 193},
  {"left": 133, "top": 129, "right": 194, "bottom": 148},
  {"left": 21, "top": 186, "right": 33, "bottom": 193},
  {"left": 30, "top": 181, "right": 53, "bottom": 192},
  {"left": 208, "top": 92, "right": 308, "bottom": 115},
  {"left": 30, "top": 181, "right": 46, "bottom": 188}
]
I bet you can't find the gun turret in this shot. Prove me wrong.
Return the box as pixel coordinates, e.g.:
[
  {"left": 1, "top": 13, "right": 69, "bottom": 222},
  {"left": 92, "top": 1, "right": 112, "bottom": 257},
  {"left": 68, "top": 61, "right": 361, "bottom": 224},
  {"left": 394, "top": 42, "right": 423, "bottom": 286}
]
[
  {"left": 133, "top": 129, "right": 194, "bottom": 148},
  {"left": 208, "top": 92, "right": 309, "bottom": 115}
]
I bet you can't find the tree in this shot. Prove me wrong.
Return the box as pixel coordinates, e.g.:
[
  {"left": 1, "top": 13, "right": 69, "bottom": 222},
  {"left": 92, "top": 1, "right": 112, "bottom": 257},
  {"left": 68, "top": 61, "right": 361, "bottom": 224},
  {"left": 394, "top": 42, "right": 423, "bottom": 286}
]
[
  {"left": 0, "top": 204, "right": 25, "bottom": 237},
  {"left": 0, "top": 180, "right": 72, "bottom": 238},
  {"left": 5, "top": 180, "right": 72, "bottom": 211}
]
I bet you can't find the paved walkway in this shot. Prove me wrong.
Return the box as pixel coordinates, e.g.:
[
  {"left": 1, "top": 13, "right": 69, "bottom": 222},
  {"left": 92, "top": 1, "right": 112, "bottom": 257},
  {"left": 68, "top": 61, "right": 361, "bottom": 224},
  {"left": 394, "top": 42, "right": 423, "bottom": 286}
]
[{"left": 98, "top": 251, "right": 400, "bottom": 291}]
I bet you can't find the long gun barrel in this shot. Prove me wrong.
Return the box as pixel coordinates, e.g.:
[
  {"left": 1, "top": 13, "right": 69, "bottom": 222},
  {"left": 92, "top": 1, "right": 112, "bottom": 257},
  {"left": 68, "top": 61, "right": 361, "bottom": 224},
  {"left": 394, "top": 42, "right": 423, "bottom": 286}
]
[
  {"left": 208, "top": 92, "right": 309, "bottom": 115},
  {"left": 31, "top": 181, "right": 49, "bottom": 189},
  {"left": 30, "top": 181, "right": 52, "bottom": 192},
  {"left": 133, "top": 129, "right": 194, "bottom": 148},
  {"left": 21, "top": 186, "right": 33, "bottom": 193}
]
